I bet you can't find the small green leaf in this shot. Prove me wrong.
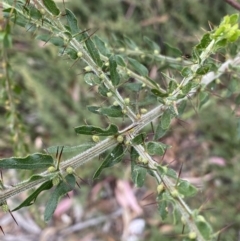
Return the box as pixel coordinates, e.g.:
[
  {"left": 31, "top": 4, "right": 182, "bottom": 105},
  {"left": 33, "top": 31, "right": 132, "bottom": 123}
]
[
  {"left": 132, "top": 133, "right": 146, "bottom": 145},
  {"left": 109, "top": 56, "right": 120, "bottom": 86},
  {"left": 146, "top": 141, "right": 165, "bottom": 156},
  {"left": 177, "top": 100, "right": 187, "bottom": 116},
  {"left": 75, "top": 124, "right": 118, "bottom": 136},
  {"left": 65, "top": 48, "right": 78, "bottom": 59},
  {"left": 128, "top": 57, "right": 149, "bottom": 77},
  {"left": 94, "top": 36, "right": 110, "bottom": 57},
  {"left": 164, "top": 42, "right": 182, "bottom": 57},
  {"left": 151, "top": 89, "right": 168, "bottom": 98},
  {"left": 12, "top": 181, "right": 53, "bottom": 212},
  {"left": 84, "top": 73, "right": 101, "bottom": 86},
  {"left": 196, "top": 65, "right": 210, "bottom": 75},
  {"left": 87, "top": 105, "right": 101, "bottom": 114},
  {"left": 115, "top": 55, "right": 126, "bottom": 67},
  {"left": 157, "top": 198, "right": 168, "bottom": 220},
  {"left": 168, "top": 80, "right": 178, "bottom": 93},
  {"left": 161, "top": 110, "right": 171, "bottom": 130},
  {"left": 130, "top": 148, "right": 146, "bottom": 187},
  {"left": 181, "top": 82, "right": 192, "bottom": 95},
  {"left": 99, "top": 106, "right": 124, "bottom": 118},
  {"left": 124, "top": 36, "right": 138, "bottom": 50},
  {"left": 154, "top": 121, "right": 168, "bottom": 140},
  {"left": 65, "top": 9, "right": 80, "bottom": 38},
  {"left": 0, "top": 154, "right": 54, "bottom": 170},
  {"left": 98, "top": 83, "right": 109, "bottom": 97},
  {"left": 131, "top": 164, "right": 147, "bottom": 187},
  {"left": 42, "top": 0, "right": 60, "bottom": 16},
  {"left": 124, "top": 83, "right": 143, "bottom": 92},
  {"left": 195, "top": 217, "right": 213, "bottom": 239},
  {"left": 199, "top": 92, "right": 209, "bottom": 108},
  {"left": 177, "top": 180, "right": 197, "bottom": 197},
  {"left": 84, "top": 34, "right": 103, "bottom": 67},
  {"left": 93, "top": 144, "right": 124, "bottom": 179},
  {"left": 44, "top": 174, "right": 75, "bottom": 222},
  {"left": 143, "top": 36, "right": 160, "bottom": 52},
  {"left": 181, "top": 67, "right": 193, "bottom": 77}
]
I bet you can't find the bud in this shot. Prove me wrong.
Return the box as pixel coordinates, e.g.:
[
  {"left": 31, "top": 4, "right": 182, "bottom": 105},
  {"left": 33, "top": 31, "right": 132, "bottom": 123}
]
[
  {"left": 77, "top": 51, "right": 83, "bottom": 58},
  {"left": 107, "top": 92, "right": 113, "bottom": 97},
  {"left": 117, "top": 135, "right": 124, "bottom": 143},
  {"left": 140, "top": 108, "right": 147, "bottom": 114},
  {"left": 48, "top": 166, "right": 56, "bottom": 173},
  {"left": 66, "top": 166, "right": 74, "bottom": 174},
  {"left": 157, "top": 183, "right": 164, "bottom": 194},
  {"left": 188, "top": 231, "right": 197, "bottom": 240},
  {"left": 84, "top": 66, "right": 92, "bottom": 72},
  {"left": 52, "top": 176, "right": 60, "bottom": 186},
  {"left": 92, "top": 135, "right": 100, "bottom": 142}
]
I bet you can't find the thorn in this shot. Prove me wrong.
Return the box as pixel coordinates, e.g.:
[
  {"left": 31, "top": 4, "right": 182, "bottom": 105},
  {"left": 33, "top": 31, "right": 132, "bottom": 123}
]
[
  {"left": 0, "top": 226, "right": 5, "bottom": 235},
  {"left": 181, "top": 224, "right": 185, "bottom": 234},
  {"left": 56, "top": 146, "right": 59, "bottom": 159},
  {"left": 0, "top": 170, "right": 3, "bottom": 180},
  {"left": 142, "top": 201, "right": 158, "bottom": 207},
  {"left": 150, "top": 122, "right": 155, "bottom": 135},
  {"left": 176, "top": 162, "right": 184, "bottom": 186},
  {"left": 9, "top": 210, "right": 18, "bottom": 226},
  {"left": 142, "top": 192, "right": 155, "bottom": 201},
  {"left": 59, "top": 146, "right": 64, "bottom": 162}
]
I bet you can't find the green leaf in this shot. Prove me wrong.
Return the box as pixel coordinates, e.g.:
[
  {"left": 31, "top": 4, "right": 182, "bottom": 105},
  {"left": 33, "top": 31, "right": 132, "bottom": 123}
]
[
  {"left": 0, "top": 154, "right": 54, "bottom": 170},
  {"left": 143, "top": 36, "right": 160, "bottom": 52},
  {"left": 132, "top": 133, "right": 146, "bottom": 145},
  {"left": 124, "top": 36, "right": 138, "bottom": 50},
  {"left": 98, "top": 83, "right": 109, "bottom": 97},
  {"left": 154, "top": 121, "right": 168, "bottom": 140},
  {"left": 128, "top": 57, "right": 149, "bottom": 77},
  {"left": 195, "top": 33, "right": 211, "bottom": 54},
  {"left": 195, "top": 216, "right": 213, "bottom": 239},
  {"left": 75, "top": 124, "right": 118, "bottom": 136},
  {"left": 157, "top": 198, "right": 168, "bottom": 220},
  {"left": 44, "top": 174, "right": 75, "bottom": 222},
  {"left": 146, "top": 141, "right": 165, "bottom": 156},
  {"left": 131, "top": 164, "right": 147, "bottom": 187},
  {"left": 65, "top": 48, "right": 78, "bottom": 60},
  {"left": 124, "top": 83, "right": 143, "bottom": 92},
  {"left": 164, "top": 42, "right": 182, "bottom": 57},
  {"left": 196, "top": 65, "right": 210, "bottom": 75},
  {"left": 65, "top": 9, "right": 80, "bottom": 38},
  {"left": 84, "top": 34, "right": 103, "bottom": 67},
  {"left": 115, "top": 55, "right": 126, "bottom": 67},
  {"left": 99, "top": 105, "right": 125, "bottom": 118},
  {"left": 199, "top": 92, "right": 209, "bottom": 108},
  {"left": 151, "top": 89, "right": 168, "bottom": 98},
  {"left": 130, "top": 148, "right": 146, "bottom": 187},
  {"left": 177, "top": 100, "right": 187, "bottom": 116},
  {"left": 181, "top": 67, "right": 193, "bottom": 77},
  {"left": 93, "top": 144, "right": 124, "bottom": 179},
  {"left": 94, "top": 36, "right": 110, "bottom": 57},
  {"left": 181, "top": 82, "right": 192, "bottom": 95},
  {"left": 42, "top": 0, "right": 60, "bottom": 16},
  {"left": 177, "top": 180, "right": 197, "bottom": 197},
  {"left": 109, "top": 56, "right": 120, "bottom": 86},
  {"left": 12, "top": 181, "right": 53, "bottom": 212},
  {"left": 161, "top": 109, "right": 171, "bottom": 130},
  {"left": 84, "top": 73, "right": 101, "bottom": 86},
  {"left": 168, "top": 80, "right": 178, "bottom": 93}
]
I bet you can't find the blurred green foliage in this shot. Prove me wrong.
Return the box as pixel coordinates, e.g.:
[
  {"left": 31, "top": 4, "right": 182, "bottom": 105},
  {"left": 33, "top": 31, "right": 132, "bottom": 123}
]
[{"left": 1, "top": 0, "right": 240, "bottom": 240}]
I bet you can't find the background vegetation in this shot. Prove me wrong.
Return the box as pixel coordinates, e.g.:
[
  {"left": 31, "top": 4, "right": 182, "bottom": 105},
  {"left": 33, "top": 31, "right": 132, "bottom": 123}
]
[{"left": 1, "top": 0, "right": 240, "bottom": 240}]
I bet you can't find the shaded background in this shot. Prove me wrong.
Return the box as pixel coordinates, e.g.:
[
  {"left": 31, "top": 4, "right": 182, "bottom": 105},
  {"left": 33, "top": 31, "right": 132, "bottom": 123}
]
[{"left": 1, "top": 0, "right": 240, "bottom": 240}]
